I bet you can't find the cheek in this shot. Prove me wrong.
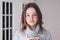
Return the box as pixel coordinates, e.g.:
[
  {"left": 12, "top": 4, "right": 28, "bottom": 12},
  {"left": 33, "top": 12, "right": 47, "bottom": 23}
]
[
  {"left": 26, "top": 17, "right": 30, "bottom": 22},
  {"left": 34, "top": 17, "right": 38, "bottom": 22}
]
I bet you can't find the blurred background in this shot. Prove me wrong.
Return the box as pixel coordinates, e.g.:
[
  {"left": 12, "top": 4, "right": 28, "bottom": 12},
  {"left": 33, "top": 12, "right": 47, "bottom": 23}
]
[{"left": 0, "top": 0, "right": 60, "bottom": 40}]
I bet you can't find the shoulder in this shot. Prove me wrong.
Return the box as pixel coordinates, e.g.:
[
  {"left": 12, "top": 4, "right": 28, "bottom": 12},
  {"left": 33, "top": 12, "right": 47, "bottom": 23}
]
[
  {"left": 41, "top": 30, "right": 51, "bottom": 37},
  {"left": 43, "top": 30, "right": 51, "bottom": 35},
  {"left": 42, "top": 30, "right": 52, "bottom": 40},
  {"left": 13, "top": 31, "right": 21, "bottom": 40},
  {"left": 13, "top": 31, "right": 25, "bottom": 40}
]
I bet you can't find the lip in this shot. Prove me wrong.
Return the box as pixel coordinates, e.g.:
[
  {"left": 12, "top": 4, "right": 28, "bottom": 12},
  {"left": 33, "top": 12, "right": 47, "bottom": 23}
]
[{"left": 30, "top": 21, "right": 34, "bottom": 22}]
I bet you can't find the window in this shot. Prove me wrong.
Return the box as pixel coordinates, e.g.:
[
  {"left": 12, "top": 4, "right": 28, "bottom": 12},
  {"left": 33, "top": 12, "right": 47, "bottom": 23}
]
[{"left": 2, "top": 1, "right": 12, "bottom": 40}]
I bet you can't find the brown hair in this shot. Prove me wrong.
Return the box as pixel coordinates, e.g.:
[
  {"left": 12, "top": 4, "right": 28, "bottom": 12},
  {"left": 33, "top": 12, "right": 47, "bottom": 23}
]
[{"left": 21, "top": 3, "right": 44, "bottom": 32}]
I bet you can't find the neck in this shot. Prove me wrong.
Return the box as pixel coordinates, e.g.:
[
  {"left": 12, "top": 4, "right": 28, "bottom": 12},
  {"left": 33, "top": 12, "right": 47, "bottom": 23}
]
[{"left": 30, "top": 25, "right": 36, "bottom": 30}]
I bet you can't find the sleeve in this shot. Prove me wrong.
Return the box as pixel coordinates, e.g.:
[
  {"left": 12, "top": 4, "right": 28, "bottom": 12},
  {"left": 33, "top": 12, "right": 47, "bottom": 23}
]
[
  {"left": 13, "top": 31, "right": 20, "bottom": 40},
  {"left": 46, "top": 32, "right": 52, "bottom": 40}
]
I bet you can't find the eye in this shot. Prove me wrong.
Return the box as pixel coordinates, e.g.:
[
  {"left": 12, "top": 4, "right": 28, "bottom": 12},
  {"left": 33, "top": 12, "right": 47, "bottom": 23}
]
[
  {"left": 26, "top": 14, "right": 30, "bottom": 16},
  {"left": 33, "top": 14, "right": 37, "bottom": 16}
]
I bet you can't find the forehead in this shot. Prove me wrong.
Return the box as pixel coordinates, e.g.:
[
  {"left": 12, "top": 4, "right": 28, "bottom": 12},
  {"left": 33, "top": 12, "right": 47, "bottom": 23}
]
[{"left": 26, "top": 7, "right": 37, "bottom": 14}]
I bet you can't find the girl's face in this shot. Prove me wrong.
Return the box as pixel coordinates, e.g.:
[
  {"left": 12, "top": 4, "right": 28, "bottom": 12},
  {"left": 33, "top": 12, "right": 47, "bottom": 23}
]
[{"left": 26, "top": 7, "right": 38, "bottom": 27}]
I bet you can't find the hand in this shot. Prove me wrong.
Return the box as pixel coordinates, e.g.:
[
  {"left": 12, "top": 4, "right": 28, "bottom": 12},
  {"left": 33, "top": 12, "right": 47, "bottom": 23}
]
[
  {"left": 26, "top": 33, "right": 40, "bottom": 40},
  {"left": 33, "top": 37, "right": 40, "bottom": 40}
]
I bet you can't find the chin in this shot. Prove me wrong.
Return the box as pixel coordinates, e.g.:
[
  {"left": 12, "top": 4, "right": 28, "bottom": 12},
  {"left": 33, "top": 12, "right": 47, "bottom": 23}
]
[
  {"left": 27, "top": 22, "right": 37, "bottom": 26},
  {"left": 29, "top": 24, "right": 35, "bottom": 26}
]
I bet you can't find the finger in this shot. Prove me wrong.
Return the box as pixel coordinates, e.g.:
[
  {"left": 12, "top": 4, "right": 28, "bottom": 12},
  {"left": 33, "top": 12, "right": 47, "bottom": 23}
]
[
  {"left": 35, "top": 38, "right": 40, "bottom": 40},
  {"left": 34, "top": 37, "right": 40, "bottom": 40},
  {"left": 28, "top": 37, "right": 40, "bottom": 40},
  {"left": 29, "top": 37, "right": 36, "bottom": 40},
  {"left": 28, "top": 37, "right": 34, "bottom": 39},
  {"left": 26, "top": 33, "right": 28, "bottom": 38}
]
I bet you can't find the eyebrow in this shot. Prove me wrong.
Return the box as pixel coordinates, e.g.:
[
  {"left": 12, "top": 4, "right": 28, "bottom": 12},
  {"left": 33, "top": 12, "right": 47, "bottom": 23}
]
[
  {"left": 26, "top": 12, "right": 31, "bottom": 14},
  {"left": 26, "top": 13, "right": 37, "bottom": 15}
]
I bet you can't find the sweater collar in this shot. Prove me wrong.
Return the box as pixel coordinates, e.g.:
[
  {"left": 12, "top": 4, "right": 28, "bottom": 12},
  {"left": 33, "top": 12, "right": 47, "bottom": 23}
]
[{"left": 25, "top": 24, "right": 40, "bottom": 37}]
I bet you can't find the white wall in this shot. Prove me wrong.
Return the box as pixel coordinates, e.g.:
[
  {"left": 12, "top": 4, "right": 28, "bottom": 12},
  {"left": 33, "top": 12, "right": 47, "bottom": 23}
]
[
  {"left": 0, "top": 0, "right": 2, "bottom": 40},
  {"left": 35, "top": 0, "right": 60, "bottom": 40}
]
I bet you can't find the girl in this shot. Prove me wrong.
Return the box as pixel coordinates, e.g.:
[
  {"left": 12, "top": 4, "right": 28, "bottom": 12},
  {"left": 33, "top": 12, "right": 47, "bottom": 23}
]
[{"left": 13, "top": 3, "right": 52, "bottom": 40}]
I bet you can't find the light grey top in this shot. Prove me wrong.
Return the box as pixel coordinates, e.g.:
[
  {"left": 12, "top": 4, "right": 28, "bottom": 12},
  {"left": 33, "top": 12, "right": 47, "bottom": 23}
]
[{"left": 13, "top": 24, "right": 52, "bottom": 40}]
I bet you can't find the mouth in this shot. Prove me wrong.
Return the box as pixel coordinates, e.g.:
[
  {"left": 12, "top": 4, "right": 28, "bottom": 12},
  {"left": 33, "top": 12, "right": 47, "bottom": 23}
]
[{"left": 30, "top": 21, "right": 34, "bottom": 22}]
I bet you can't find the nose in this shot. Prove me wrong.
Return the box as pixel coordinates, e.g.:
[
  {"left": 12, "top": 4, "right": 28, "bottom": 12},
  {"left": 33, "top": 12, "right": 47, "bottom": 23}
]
[{"left": 30, "top": 15, "right": 34, "bottom": 21}]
